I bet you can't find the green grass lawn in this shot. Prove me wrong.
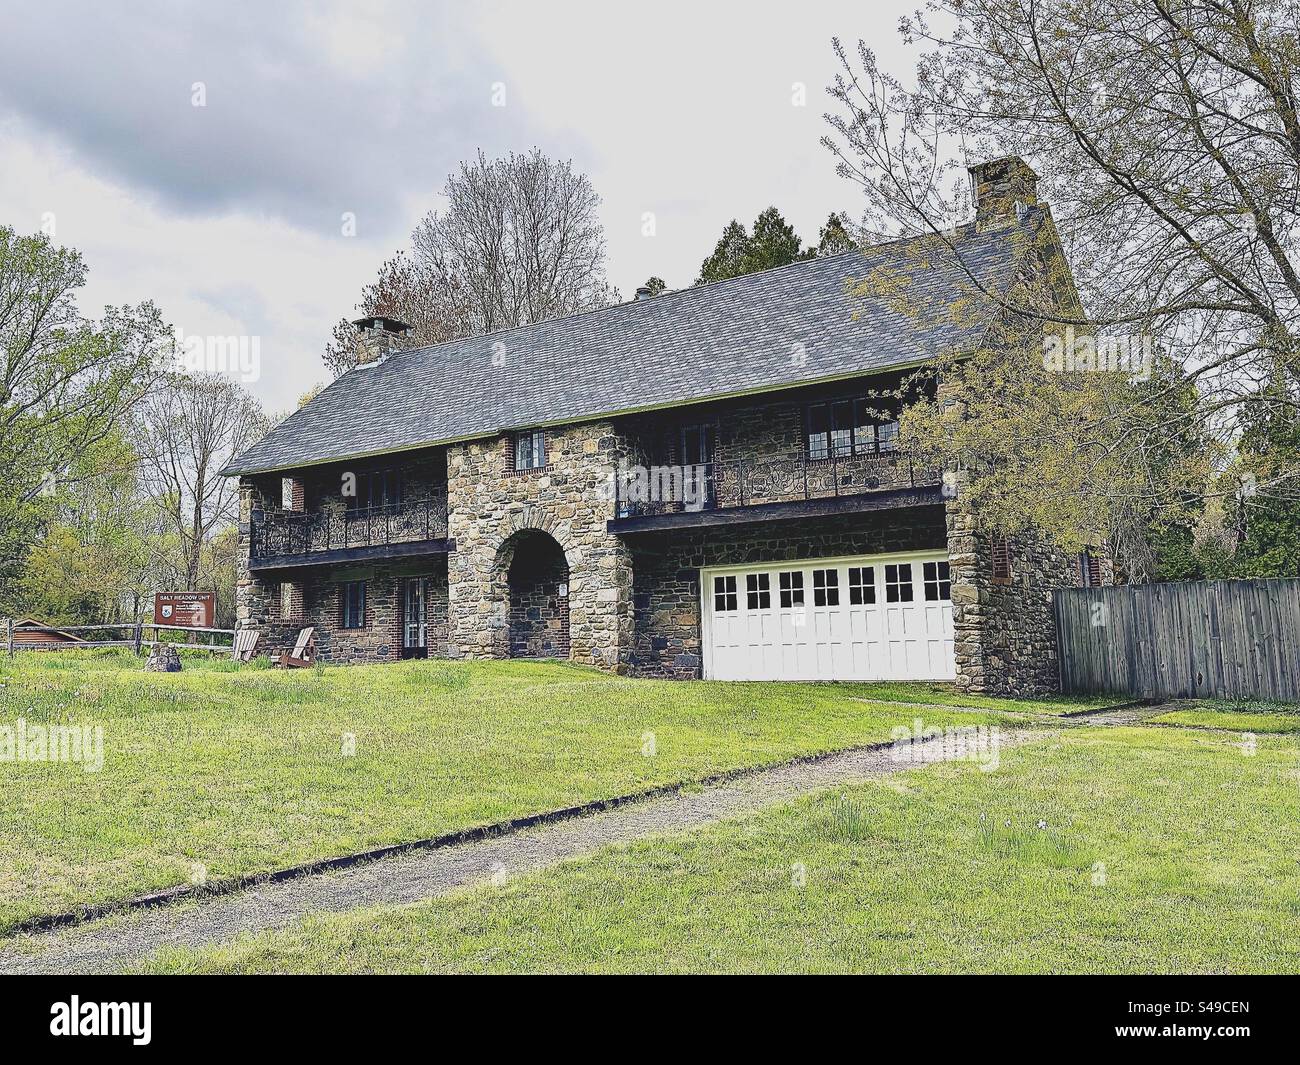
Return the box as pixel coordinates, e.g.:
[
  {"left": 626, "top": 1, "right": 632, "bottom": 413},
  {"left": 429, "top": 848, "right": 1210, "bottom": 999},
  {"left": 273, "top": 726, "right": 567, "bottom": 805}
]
[
  {"left": 142, "top": 724, "right": 1300, "bottom": 974},
  {"left": 0, "top": 649, "right": 1064, "bottom": 932},
  {"left": 1149, "top": 699, "right": 1300, "bottom": 734},
  {"left": 841, "top": 681, "right": 1119, "bottom": 716}
]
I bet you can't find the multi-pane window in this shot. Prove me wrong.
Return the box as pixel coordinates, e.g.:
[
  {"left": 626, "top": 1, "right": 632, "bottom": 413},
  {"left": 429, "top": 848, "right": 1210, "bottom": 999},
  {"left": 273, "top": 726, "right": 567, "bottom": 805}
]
[
  {"left": 923, "top": 561, "right": 951, "bottom": 601},
  {"left": 885, "top": 563, "right": 914, "bottom": 603},
  {"left": 812, "top": 568, "right": 840, "bottom": 606},
  {"left": 713, "top": 575, "right": 738, "bottom": 612},
  {"left": 746, "top": 573, "right": 771, "bottom": 610},
  {"left": 806, "top": 399, "right": 900, "bottom": 460},
  {"left": 849, "top": 566, "right": 876, "bottom": 605},
  {"left": 347, "top": 468, "right": 401, "bottom": 512},
  {"left": 514, "top": 429, "right": 547, "bottom": 471},
  {"left": 340, "top": 580, "right": 366, "bottom": 629},
  {"left": 778, "top": 571, "right": 804, "bottom": 608}
]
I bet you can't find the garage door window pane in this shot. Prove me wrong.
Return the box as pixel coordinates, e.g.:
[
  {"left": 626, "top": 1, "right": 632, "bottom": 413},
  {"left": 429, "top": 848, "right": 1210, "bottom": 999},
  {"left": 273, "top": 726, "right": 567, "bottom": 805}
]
[
  {"left": 713, "top": 575, "right": 737, "bottom": 612},
  {"left": 745, "top": 572, "right": 771, "bottom": 610},
  {"left": 778, "top": 571, "right": 804, "bottom": 608},
  {"left": 924, "top": 561, "right": 951, "bottom": 601},
  {"left": 885, "top": 563, "right": 914, "bottom": 603},
  {"left": 849, "top": 566, "right": 876, "bottom": 605},
  {"left": 813, "top": 568, "right": 839, "bottom": 606}
]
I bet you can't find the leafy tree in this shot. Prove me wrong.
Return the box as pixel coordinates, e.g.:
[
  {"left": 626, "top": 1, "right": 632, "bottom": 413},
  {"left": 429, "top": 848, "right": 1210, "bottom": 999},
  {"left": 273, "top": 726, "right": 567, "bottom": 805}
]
[
  {"left": 696, "top": 207, "right": 818, "bottom": 284},
  {"left": 815, "top": 212, "right": 857, "bottom": 255},
  {"left": 642, "top": 276, "right": 667, "bottom": 296},
  {"left": 0, "top": 226, "right": 167, "bottom": 609}
]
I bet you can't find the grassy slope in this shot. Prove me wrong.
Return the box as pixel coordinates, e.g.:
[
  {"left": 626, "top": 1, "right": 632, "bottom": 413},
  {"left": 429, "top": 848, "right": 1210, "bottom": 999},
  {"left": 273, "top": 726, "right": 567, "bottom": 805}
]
[
  {"left": 0, "top": 650, "right": 1062, "bottom": 931},
  {"left": 1149, "top": 700, "right": 1300, "bottom": 734},
  {"left": 144, "top": 726, "right": 1300, "bottom": 974}
]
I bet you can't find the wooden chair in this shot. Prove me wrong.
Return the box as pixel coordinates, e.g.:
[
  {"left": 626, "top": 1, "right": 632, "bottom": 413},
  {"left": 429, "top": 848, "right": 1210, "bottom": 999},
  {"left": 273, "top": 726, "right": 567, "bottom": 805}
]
[
  {"left": 232, "top": 629, "right": 260, "bottom": 662},
  {"left": 275, "top": 627, "right": 316, "bottom": 669}
]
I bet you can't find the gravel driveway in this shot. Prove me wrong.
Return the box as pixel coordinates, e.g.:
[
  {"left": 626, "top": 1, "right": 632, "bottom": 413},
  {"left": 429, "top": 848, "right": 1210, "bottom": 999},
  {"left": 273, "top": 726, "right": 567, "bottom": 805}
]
[{"left": 0, "top": 725, "right": 1051, "bottom": 975}]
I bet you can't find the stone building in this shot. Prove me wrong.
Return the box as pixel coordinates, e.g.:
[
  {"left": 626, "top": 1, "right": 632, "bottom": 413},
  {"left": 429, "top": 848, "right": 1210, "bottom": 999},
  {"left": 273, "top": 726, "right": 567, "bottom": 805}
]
[{"left": 223, "top": 157, "right": 1107, "bottom": 694}]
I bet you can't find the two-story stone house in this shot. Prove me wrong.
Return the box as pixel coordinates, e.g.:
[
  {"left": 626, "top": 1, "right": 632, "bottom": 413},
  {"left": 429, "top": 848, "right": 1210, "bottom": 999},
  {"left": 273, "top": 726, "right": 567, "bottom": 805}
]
[{"left": 223, "top": 157, "right": 1104, "bottom": 694}]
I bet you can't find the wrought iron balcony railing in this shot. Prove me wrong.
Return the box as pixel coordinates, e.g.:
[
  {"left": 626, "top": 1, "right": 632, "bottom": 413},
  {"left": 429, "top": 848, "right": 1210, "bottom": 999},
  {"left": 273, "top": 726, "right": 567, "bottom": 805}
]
[
  {"left": 250, "top": 495, "right": 449, "bottom": 560},
  {"left": 614, "top": 450, "right": 940, "bottom": 518}
]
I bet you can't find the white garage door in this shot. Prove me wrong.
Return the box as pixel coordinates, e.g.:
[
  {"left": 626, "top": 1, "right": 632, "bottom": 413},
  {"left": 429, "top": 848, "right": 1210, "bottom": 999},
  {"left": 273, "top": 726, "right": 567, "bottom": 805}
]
[{"left": 702, "top": 552, "right": 955, "bottom": 681}]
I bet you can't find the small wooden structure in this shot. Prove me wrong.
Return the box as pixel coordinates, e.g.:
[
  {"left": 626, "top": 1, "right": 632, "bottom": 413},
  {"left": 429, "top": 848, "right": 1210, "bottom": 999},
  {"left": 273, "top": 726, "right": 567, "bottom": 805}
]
[{"left": 9, "top": 618, "right": 85, "bottom": 649}]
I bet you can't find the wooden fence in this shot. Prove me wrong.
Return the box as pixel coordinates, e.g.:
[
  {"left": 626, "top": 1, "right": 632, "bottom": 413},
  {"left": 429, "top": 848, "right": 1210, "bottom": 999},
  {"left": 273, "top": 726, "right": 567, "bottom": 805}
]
[
  {"left": 1054, "top": 579, "right": 1300, "bottom": 702},
  {"left": 4, "top": 620, "right": 236, "bottom": 657}
]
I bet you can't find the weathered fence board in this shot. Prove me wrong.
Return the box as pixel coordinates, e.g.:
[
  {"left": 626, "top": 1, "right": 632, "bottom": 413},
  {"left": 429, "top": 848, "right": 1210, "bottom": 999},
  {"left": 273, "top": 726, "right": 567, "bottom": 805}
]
[{"left": 1054, "top": 579, "right": 1300, "bottom": 702}]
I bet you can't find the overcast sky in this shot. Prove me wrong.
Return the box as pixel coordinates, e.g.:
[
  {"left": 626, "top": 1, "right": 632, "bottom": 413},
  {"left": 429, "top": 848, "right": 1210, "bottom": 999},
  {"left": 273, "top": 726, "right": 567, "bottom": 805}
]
[{"left": 0, "top": 0, "right": 921, "bottom": 412}]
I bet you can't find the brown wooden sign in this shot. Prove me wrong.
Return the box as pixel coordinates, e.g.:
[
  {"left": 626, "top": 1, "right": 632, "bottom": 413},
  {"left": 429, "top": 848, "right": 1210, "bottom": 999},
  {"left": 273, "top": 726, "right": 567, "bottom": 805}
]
[{"left": 153, "top": 592, "right": 215, "bottom": 628}]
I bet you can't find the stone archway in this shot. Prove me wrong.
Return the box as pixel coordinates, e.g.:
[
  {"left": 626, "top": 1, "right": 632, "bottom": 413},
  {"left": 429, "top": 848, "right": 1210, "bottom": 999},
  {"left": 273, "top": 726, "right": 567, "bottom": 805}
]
[{"left": 496, "top": 528, "right": 571, "bottom": 660}]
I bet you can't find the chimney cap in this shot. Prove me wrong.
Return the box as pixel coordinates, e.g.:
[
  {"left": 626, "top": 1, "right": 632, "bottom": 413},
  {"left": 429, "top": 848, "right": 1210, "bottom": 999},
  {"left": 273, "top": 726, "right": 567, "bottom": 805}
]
[
  {"left": 635, "top": 286, "right": 652, "bottom": 301},
  {"left": 351, "top": 315, "right": 411, "bottom": 334}
]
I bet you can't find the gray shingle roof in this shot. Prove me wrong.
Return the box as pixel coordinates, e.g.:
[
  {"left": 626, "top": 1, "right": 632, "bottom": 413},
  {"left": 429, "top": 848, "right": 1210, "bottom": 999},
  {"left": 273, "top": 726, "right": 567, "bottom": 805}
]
[{"left": 224, "top": 213, "right": 1040, "bottom": 476}]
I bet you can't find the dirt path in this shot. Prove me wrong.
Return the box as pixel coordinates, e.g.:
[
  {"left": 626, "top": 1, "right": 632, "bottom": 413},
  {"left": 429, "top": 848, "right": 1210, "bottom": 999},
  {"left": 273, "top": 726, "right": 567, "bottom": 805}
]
[{"left": 1, "top": 726, "right": 1046, "bottom": 975}]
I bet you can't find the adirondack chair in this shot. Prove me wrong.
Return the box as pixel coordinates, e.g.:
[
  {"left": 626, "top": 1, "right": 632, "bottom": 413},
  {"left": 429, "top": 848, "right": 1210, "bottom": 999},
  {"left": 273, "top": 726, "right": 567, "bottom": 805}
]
[
  {"left": 275, "top": 627, "right": 316, "bottom": 669},
  {"left": 232, "top": 629, "right": 260, "bottom": 662}
]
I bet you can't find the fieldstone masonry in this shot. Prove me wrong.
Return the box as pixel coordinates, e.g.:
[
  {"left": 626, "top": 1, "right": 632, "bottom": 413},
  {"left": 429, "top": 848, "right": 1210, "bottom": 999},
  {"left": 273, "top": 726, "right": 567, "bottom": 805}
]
[{"left": 445, "top": 421, "right": 634, "bottom": 670}]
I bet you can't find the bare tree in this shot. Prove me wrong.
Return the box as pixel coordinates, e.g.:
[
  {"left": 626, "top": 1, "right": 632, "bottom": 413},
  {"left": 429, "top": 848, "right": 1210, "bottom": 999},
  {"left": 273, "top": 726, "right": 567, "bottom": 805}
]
[
  {"left": 822, "top": 0, "right": 1300, "bottom": 570},
  {"left": 324, "top": 149, "right": 615, "bottom": 376},
  {"left": 134, "top": 373, "right": 269, "bottom": 591}
]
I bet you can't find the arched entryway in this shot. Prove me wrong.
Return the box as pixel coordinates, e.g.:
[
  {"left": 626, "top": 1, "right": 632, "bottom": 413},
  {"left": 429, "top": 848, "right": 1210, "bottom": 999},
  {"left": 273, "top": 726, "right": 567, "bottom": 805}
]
[{"left": 501, "top": 529, "right": 570, "bottom": 659}]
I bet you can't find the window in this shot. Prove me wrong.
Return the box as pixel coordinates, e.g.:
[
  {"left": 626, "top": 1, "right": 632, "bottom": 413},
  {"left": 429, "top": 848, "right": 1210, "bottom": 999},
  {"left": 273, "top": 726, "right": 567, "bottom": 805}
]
[
  {"left": 713, "top": 575, "right": 738, "bottom": 612},
  {"left": 806, "top": 398, "right": 900, "bottom": 460},
  {"left": 1079, "top": 549, "right": 1103, "bottom": 588},
  {"left": 746, "top": 572, "right": 771, "bottom": 610},
  {"left": 885, "top": 563, "right": 914, "bottom": 603},
  {"left": 923, "top": 561, "right": 951, "bottom": 601},
  {"left": 849, "top": 566, "right": 876, "bottom": 605},
  {"left": 514, "top": 429, "right": 547, "bottom": 471},
  {"left": 812, "top": 568, "right": 840, "bottom": 606},
  {"left": 991, "top": 535, "right": 1013, "bottom": 582},
  {"left": 681, "top": 424, "right": 715, "bottom": 465},
  {"left": 347, "top": 468, "right": 401, "bottom": 512},
  {"left": 778, "top": 571, "right": 804, "bottom": 608},
  {"left": 340, "top": 580, "right": 366, "bottom": 629}
]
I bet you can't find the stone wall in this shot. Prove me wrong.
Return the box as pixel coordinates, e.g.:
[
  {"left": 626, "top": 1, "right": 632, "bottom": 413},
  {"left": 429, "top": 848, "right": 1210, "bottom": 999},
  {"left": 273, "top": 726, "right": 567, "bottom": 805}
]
[
  {"left": 946, "top": 501, "right": 1083, "bottom": 695},
  {"left": 627, "top": 505, "right": 948, "bottom": 678},
  {"left": 445, "top": 421, "right": 634, "bottom": 670}
]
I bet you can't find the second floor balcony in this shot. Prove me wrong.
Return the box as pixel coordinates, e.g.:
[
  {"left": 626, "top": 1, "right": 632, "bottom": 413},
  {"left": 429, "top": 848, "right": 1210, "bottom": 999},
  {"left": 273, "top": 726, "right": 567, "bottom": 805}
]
[
  {"left": 609, "top": 449, "right": 945, "bottom": 533},
  {"left": 249, "top": 494, "right": 451, "bottom": 571}
]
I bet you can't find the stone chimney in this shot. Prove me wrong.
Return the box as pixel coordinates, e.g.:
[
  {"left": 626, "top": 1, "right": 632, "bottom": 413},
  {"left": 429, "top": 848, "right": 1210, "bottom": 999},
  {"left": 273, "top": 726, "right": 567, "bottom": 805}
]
[
  {"left": 968, "top": 157, "right": 1039, "bottom": 232},
  {"left": 635, "top": 285, "right": 653, "bottom": 301},
  {"left": 352, "top": 315, "right": 411, "bottom": 367}
]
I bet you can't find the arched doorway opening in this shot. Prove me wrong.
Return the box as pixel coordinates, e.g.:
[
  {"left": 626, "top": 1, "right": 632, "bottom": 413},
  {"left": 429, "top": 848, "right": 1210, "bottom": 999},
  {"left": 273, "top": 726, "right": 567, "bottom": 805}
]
[{"left": 502, "top": 529, "right": 570, "bottom": 659}]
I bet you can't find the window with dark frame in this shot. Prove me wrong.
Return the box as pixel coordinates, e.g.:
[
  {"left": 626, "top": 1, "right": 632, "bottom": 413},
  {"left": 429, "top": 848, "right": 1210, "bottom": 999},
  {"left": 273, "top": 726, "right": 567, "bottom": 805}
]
[
  {"left": 923, "top": 560, "right": 951, "bottom": 601},
  {"left": 1079, "top": 549, "right": 1103, "bottom": 588},
  {"left": 849, "top": 566, "right": 876, "bottom": 605},
  {"left": 746, "top": 572, "right": 771, "bottom": 610},
  {"left": 812, "top": 568, "right": 839, "bottom": 606},
  {"left": 991, "top": 536, "right": 1013, "bottom": 582},
  {"left": 340, "top": 580, "right": 366, "bottom": 629},
  {"left": 713, "top": 575, "right": 738, "bottom": 612},
  {"left": 347, "top": 468, "right": 402, "bottom": 512},
  {"left": 885, "top": 563, "right": 914, "bottom": 603},
  {"left": 514, "top": 429, "right": 547, "bottom": 471},
  {"left": 805, "top": 398, "right": 900, "bottom": 460},
  {"left": 778, "top": 571, "right": 804, "bottom": 608}
]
